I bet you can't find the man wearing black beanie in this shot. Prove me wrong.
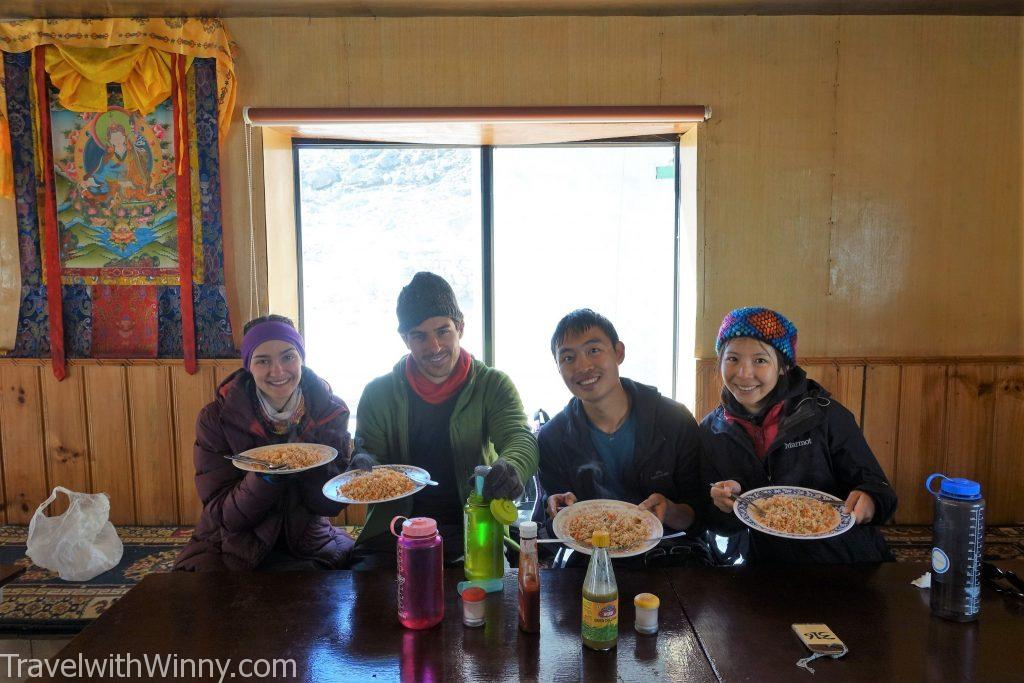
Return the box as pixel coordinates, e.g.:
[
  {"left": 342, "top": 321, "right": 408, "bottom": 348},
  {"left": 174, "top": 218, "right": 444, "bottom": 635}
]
[{"left": 348, "top": 272, "right": 538, "bottom": 568}]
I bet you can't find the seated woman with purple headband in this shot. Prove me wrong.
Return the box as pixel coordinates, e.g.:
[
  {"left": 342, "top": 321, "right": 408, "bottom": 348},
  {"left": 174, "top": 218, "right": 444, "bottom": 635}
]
[{"left": 175, "top": 315, "right": 354, "bottom": 571}]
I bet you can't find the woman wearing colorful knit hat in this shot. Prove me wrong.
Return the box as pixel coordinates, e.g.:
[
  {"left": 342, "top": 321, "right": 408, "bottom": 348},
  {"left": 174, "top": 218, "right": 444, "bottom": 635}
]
[
  {"left": 175, "top": 314, "right": 355, "bottom": 572},
  {"left": 700, "top": 307, "right": 897, "bottom": 564}
]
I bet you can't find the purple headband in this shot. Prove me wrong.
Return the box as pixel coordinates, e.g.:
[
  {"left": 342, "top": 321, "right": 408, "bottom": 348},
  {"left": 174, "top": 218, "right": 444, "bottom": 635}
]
[{"left": 241, "top": 321, "right": 306, "bottom": 370}]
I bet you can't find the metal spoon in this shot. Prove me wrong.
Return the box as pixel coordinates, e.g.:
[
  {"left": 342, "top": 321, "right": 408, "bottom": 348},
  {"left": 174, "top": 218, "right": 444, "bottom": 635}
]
[{"left": 354, "top": 467, "right": 439, "bottom": 486}]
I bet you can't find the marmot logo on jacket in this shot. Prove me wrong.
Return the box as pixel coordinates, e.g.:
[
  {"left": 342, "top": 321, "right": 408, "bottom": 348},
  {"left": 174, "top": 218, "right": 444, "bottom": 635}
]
[{"left": 784, "top": 438, "right": 812, "bottom": 449}]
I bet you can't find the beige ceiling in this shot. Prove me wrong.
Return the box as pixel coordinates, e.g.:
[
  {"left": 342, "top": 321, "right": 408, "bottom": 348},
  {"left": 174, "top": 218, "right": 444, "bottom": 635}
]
[{"left": 2, "top": 0, "right": 1021, "bottom": 18}]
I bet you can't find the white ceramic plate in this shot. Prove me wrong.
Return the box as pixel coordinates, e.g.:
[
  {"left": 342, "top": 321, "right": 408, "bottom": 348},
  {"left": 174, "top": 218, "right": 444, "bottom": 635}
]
[
  {"left": 231, "top": 443, "right": 337, "bottom": 474},
  {"left": 733, "top": 485, "right": 855, "bottom": 540},
  {"left": 552, "top": 499, "right": 663, "bottom": 559},
  {"left": 322, "top": 464, "right": 431, "bottom": 504}
]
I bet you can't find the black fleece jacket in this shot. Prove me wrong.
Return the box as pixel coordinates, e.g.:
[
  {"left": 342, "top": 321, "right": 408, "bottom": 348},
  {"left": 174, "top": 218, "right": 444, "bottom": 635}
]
[
  {"left": 700, "top": 368, "right": 897, "bottom": 564},
  {"left": 538, "top": 378, "right": 704, "bottom": 530}
]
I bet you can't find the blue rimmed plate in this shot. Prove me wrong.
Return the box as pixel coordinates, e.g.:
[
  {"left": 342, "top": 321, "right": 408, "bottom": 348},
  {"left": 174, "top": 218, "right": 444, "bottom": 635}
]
[{"left": 733, "top": 486, "right": 854, "bottom": 540}]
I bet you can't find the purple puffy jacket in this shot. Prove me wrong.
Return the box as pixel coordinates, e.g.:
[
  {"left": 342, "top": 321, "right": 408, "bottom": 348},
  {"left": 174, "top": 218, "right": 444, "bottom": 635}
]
[{"left": 174, "top": 368, "right": 354, "bottom": 571}]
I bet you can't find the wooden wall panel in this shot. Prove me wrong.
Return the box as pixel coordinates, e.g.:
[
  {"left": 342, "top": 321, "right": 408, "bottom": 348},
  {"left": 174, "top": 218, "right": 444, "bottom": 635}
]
[
  {"left": 895, "top": 365, "right": 948, "bottom": 524},
  {"left": 225, "top": 16, "right": 1022, "bottom": 361},
  {"left": 126, "top": 367, "right": 179, "bottom": 524},
  {"left": 860, "top": 364, "right": 899, "bottom": 486},
  {"left": 345, "top": 504, "right": 368, "bottom": 525},
  {"left": 0, "top": 366, "right": 48, "bottom": 524},
  {"left": 1, "top": 357, "right": 1020, "bottom": 526},
  {"left": 943, "top": 365, "right": 996, "bottom": 486},
  {"left": 803, "top": 364, "right": 839, "bottom": 396},
  {"left": 695, "top": 361, "right": 723, "bottom": 421},
  {"left": 40, "top": 368, "right": 91, "bottom": 516},
  {"left": 834, "top": 365, "right": 864, "bottom": 426},
  {"left": 214, "top": 362, "right": 240, "bottom": 388},
  {"left": 170, "top": 366, "right": 215, "bottom": 525},
  {"left": 83, "top": 366, "right": 136, "bottom": 525},
  {"left": 829, "top": 17, "right": 1022, "bottom": 358},
  {"left": 988, "top": 366, "right": 1024, "bottom": 524}
]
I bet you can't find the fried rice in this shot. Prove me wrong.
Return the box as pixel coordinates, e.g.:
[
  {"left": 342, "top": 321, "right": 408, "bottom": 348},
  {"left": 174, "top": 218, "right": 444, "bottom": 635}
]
[
  {"left": 249, "top": 445, "right": 325, "bottom": 470},
  {"left": 340, "top": 467, "right": 416, "bottom": 502},
  {"left": 750, "top": 494, "right": 840, "bottom": 535},
  {"left": 566, "top": 506, "right": 651, "bottom": 550}
]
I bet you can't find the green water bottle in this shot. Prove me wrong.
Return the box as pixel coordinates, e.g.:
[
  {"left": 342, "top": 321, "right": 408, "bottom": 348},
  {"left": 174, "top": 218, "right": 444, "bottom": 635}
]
[{"left": 464, "top": 465, "right": 504, "bottom": 581}]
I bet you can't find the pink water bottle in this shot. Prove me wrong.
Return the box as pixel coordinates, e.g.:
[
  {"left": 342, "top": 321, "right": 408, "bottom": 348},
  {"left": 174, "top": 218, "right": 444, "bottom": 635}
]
[{"left": 391, "top": 516, "right": 444, "bottom": 629}]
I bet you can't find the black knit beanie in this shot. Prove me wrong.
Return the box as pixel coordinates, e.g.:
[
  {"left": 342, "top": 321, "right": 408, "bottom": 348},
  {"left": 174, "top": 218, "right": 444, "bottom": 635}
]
[{"left": 396, "top": 272, "right": 464, "bottom": 333}]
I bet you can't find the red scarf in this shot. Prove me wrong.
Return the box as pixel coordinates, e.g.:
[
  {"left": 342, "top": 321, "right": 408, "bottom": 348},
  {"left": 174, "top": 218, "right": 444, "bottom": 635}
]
[
  {"left": 405, "top": 349, "right": 473, "bottom": 405},
  {"left": 724, "top": 401, "right": 785, "bottom": 460}
]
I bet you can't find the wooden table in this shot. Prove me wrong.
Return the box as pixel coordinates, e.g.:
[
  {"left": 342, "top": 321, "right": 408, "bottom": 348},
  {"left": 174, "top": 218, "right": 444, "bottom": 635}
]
[
  {"left": 44, "top": 562, "right": 1024, "bottom": 681},
  {"left": 48, "top": 568, "right": 715, "bottom": 682},
  {"left": 668, "top": 561, "right": 1024, "bottom": 682},
  {"left": 0, "top": 564, "right": 25, "bottom": 588}
]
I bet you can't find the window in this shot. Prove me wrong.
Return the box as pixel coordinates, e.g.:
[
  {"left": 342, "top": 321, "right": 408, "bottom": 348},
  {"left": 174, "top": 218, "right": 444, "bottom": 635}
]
[{"left": 296, "top": 140, "right": 685, "bottom": 421}]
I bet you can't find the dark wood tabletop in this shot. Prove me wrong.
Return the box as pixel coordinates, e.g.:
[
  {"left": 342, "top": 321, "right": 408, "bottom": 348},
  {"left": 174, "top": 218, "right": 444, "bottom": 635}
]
[
  {"left": 48, "top": 567, "right": 715, "bottom": 682},
  {"left": 668, "top": 561, "right": 1024, "bottom": 682}
]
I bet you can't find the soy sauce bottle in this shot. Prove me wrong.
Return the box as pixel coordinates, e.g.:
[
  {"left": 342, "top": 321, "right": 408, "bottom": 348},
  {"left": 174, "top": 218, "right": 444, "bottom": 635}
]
[{"left": 581, "top": 530, "right": 618, "bottom": 651}]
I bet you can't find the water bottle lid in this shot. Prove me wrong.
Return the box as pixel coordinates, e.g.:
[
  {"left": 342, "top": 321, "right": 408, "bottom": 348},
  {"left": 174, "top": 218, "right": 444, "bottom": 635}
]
[
  {"left": 462, "top": 587, "right": 486, "bottom": 603},
  {"left": 401, "top": 516, "right": 438, "bottom": 537},
  {"left": 926, "top": 473, "right": 982, "bottom": 500},
  {"left": 519, "top": 521, "right": 538, "bottom": 539},
  {"left": 591, "top": 530, "right": 610, "bottom": 548},
  {"left": 473, "top": 465, "right": 491, "bottom": 497}
]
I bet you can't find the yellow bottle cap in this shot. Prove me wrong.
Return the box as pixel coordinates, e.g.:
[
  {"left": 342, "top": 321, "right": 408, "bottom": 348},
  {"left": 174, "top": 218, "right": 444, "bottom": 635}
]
[
  {"left": 634, "top": 593, "right": 660, "bottom": 609},
  {"left": 489, "top": 498, "right": 518, "bottom": 525},
  {"left": 591, "top": 530, "right": 610, "bottom": 547}
]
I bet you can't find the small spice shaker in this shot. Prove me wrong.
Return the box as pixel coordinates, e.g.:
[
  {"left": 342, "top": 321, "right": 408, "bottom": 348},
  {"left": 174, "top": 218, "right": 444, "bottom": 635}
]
[
  {"left": 633, "top": 593, "right": 660, "bottom": 634},
  {"left": 462, "top": 586, "right": 486, "bottom": 627}
]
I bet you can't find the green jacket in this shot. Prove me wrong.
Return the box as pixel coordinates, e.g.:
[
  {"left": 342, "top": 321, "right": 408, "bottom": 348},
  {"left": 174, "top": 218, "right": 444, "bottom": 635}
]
[{"left": 354, "top": 357, "right": 539, "bottom": 542}]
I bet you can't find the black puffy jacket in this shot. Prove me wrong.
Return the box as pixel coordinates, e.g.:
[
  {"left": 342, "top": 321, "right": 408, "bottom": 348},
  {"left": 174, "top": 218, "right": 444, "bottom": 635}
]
[
  {"left": 700, "top": 371, "right": 897, "bottom": 564},
  {"left": 538, "top": 378, "right": 704, "bottom": 529}
]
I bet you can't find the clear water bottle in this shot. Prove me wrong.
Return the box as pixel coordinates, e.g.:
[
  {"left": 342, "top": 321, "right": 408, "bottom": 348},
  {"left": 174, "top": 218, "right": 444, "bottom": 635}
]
[
  {"left": 391, "top": 516, "right": 444, "bottom": 630},
  {"left": 926, "top": 474, "right": 985, "bottom": 622}
]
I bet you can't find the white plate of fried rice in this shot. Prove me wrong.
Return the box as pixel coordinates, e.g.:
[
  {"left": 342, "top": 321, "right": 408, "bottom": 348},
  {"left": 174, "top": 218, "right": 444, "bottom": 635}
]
[
  {"left": 322, "top": 464, "right": 431, "bottom": 504},
  {"left": 734, "top": 486, "right": 855, "bottom": 540},
  {"left": 552, "top": 499, "right": 663, "bottom": 558},
  {"left": 231, "top": 443, "right": 338, "bottom": 474}
]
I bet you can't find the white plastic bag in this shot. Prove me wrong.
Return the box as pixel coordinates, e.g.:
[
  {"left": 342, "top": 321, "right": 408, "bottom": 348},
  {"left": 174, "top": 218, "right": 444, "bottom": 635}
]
[{"left": 26, "top": 487, "right": 123, "bottom": 581}]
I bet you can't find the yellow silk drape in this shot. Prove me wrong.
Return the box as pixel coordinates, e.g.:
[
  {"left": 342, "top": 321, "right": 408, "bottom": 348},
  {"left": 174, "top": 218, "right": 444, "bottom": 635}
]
[
  {"left": 0, "top": 17, "right": 237, "bottom": 199},
  {"left": 43, "top": 44, "right": 194, "bottom": 117}
]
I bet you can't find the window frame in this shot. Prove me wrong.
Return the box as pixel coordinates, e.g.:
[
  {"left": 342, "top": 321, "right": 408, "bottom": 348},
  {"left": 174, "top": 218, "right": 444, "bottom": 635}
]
[{"left": 292, "top": 136, "right": 683, "bottom": 398}]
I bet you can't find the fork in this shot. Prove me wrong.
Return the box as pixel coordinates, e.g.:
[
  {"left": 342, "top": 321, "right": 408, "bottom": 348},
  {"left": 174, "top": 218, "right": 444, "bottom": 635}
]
[
  {"left": 710, "top": 482, "right": 766, "bottom": 515},
  {"left": 536, "top": 530, "right": 688, "bottom": 546},
  {"left": 726, "top": 491, "right": 766, "bottom": 516},
  {"left": 224, "top": 454, "right": 289, "bottom": 470}
]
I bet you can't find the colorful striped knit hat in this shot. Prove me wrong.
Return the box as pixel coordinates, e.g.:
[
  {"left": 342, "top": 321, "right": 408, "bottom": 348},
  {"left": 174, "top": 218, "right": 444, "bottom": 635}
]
[{"left": 715, "top": 307, "right": 798, "bottom": 366}]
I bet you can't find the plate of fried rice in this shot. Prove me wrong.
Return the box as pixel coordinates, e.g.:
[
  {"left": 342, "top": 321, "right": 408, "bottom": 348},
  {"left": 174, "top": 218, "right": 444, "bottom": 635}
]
[
  {"left": 322, "top": 464, "right": 431, "bottom": 504},
  {"left": 552, "top": 499, "right": 663, "bottom": 558},
  {"left": 232, "top": 443, "right": 338, "bottom": 474},
  {"left": 733, "top": 486, "right": 855, "bottom": 540}
]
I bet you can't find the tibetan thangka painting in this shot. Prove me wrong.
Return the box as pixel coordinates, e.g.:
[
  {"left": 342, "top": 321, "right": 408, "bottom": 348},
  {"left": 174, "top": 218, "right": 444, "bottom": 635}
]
[
  {"left": 5, "top": 51, "right": 233, "bottom": 363},
  {"left": 51, "top": 99, "right": 187, "bottom": 284}
]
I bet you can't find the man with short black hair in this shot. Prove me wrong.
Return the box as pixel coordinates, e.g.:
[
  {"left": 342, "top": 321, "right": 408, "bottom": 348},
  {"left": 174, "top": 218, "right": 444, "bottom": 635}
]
[
  {"left": 348, "top": 272, "right": 538, "bottom": 568},
  {"left": 539, "top": 309, "right": 703, "bottom": 535}
]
